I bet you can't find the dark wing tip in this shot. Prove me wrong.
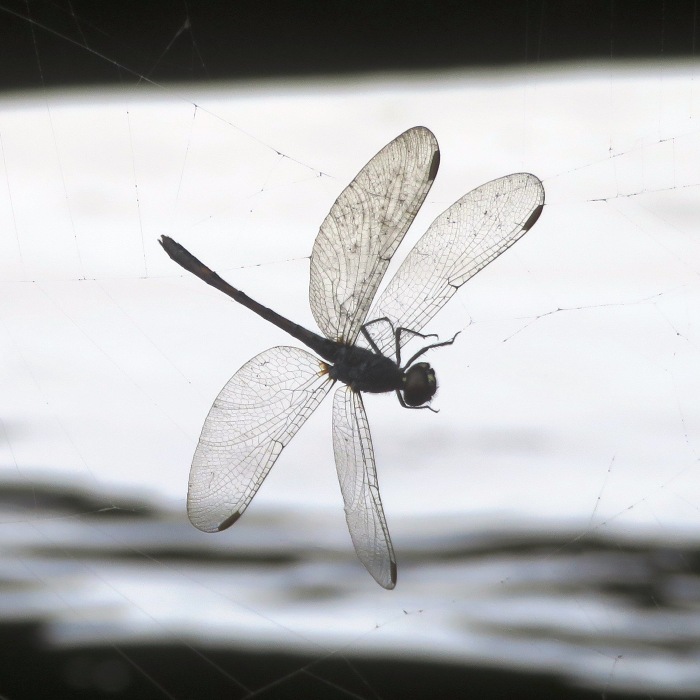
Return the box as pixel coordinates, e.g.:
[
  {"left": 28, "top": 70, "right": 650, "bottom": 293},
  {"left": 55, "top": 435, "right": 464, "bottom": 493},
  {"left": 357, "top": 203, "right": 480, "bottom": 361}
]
[
  {"left": 428, "top": 148, "right": 440, "bottom": 182},
  {"left": 217, "top": 511, "right": 242, "bottom": 531},
  {"left": 403, "top": 126, "right": 440, "bottom": 182},
  {"left": 386, "top": 560, "right": 398, "bottom": 590},
  {"left": 523, "top": 203, "right": 544, "bottom": 232}
]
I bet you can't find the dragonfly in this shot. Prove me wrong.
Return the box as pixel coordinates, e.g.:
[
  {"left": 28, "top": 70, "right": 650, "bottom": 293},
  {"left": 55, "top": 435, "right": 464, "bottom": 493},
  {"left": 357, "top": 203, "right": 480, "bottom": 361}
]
[{"left": 160, "top": 126, "right": 544, "bottom": 589}]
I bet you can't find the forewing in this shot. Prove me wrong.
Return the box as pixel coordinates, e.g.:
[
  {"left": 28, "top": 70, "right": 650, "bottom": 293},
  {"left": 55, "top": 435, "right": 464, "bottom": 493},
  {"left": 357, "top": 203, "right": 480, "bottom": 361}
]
[
  {"left": 310, "top": 126, "right": 440, "bottom": 345},
  {"left": 362, "top": 173, "right": 545, "bottom": 357},
  {"left": 332, "top": 385, "right": 397, "bottom": 589},
  {"left": 187, "top": 346, "right": 334, "bottom": 533}
]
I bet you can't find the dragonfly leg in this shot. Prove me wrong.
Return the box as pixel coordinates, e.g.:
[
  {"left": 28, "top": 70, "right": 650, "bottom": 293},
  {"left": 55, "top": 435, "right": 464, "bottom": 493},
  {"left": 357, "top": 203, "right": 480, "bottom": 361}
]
[
  {"left": 397, "top": 327, "right": 439, "bottom": 342},
  {"left": 363, "top": 316, "right": 439, "bottom": 365},
  {"left": 393, "top": 326, "right": 442, "bottom": 365},
  {"left": 402, "top": 331, "right": 461, "bottom": 370},
  {"left": 361, "top": 315, "right": 411, "bottom": 358},
  {"left": 361, "top": 317, "right": 457, "bottom": 370},
  {"left": 360, "top": 319, "right": 389, "bottom": 355}
]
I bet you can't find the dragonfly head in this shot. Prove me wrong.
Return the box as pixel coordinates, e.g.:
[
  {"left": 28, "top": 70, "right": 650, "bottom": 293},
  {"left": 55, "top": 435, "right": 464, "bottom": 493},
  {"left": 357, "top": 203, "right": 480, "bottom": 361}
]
[{"left": 402, "top": 362, "right": 437, "bottom": 406}]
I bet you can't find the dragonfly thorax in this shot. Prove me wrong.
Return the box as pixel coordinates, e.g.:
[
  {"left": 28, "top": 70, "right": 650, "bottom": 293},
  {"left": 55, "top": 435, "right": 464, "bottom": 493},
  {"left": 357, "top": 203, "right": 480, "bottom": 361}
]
[
  {"left": 327, "top": 344, "right": 405, "bottom": 395},
  {"left": 402, "top": 362, "right": 437, "bottom": 406}
]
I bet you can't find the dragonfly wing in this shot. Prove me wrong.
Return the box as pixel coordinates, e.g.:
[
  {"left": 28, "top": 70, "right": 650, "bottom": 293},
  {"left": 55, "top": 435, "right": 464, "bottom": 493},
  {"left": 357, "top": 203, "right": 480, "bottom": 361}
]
[
  {"left": 332, "top": 385, "right": 397, "bottom": 589},
  {"left": 187, "top": 346, "right": 334, "bottom": 533},
  {"left": 310, "top": 126, "right": 440, "bottom": 345},
  {"left": 362, "top": 173, "right": 545, "bottom": 357}
]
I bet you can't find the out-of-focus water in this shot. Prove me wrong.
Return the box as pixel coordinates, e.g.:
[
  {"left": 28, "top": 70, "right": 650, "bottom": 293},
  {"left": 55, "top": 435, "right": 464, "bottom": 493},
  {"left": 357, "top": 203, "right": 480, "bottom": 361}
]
[{"left": 1, "top": 477, "right": 698, "bottom": 699}]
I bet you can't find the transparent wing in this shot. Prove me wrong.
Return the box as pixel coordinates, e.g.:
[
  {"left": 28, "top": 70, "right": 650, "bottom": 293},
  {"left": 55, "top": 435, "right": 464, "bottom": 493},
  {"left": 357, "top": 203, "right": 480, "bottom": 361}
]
[
  {"left": 361, "top": 173, "right": 545, "bottom": 358},
  {"left": 332, "top": 385, "right": 397, "bottom": 589},
  {"left": 187, "top": 346, "right": 334, "bottom": 533},
  {"left": 310, "top": 126, "right": 440, "bottom": 345}
]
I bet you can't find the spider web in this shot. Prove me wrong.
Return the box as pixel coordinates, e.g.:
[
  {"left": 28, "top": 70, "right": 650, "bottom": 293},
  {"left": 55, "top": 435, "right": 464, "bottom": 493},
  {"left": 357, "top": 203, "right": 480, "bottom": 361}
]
[{"left": 0, "top": 4, "right": 699, "bottom": 699}]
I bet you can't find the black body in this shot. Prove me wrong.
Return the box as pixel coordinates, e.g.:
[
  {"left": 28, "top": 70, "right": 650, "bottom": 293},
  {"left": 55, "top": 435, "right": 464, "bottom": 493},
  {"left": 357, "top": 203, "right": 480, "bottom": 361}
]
[{"left": 159, "top": 235, "right": 407, "bottom": 394}]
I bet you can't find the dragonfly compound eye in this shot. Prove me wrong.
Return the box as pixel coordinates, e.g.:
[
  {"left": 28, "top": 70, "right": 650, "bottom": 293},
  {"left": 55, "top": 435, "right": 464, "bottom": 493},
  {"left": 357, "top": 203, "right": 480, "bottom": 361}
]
[{"left": 403, "top": 362, "right": 437, "bottom": 406}]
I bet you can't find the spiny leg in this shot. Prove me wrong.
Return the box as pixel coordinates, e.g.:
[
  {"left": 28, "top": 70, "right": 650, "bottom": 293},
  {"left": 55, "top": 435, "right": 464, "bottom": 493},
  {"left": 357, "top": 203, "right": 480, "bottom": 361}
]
[
  {"left": 402, "top": 331, "right": 461, "bottom": 369},
  {"left": 361, "top": 316, "right": 441, "bottom": 365},
  {"left": 360, "top": 319, "right": 388, "bottom": 355}
]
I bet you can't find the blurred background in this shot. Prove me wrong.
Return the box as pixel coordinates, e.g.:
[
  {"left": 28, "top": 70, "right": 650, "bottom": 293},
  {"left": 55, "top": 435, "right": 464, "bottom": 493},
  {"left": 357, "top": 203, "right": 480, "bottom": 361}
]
[{"left": 1, "top": 1, "right": 699, "bottom": 698}]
